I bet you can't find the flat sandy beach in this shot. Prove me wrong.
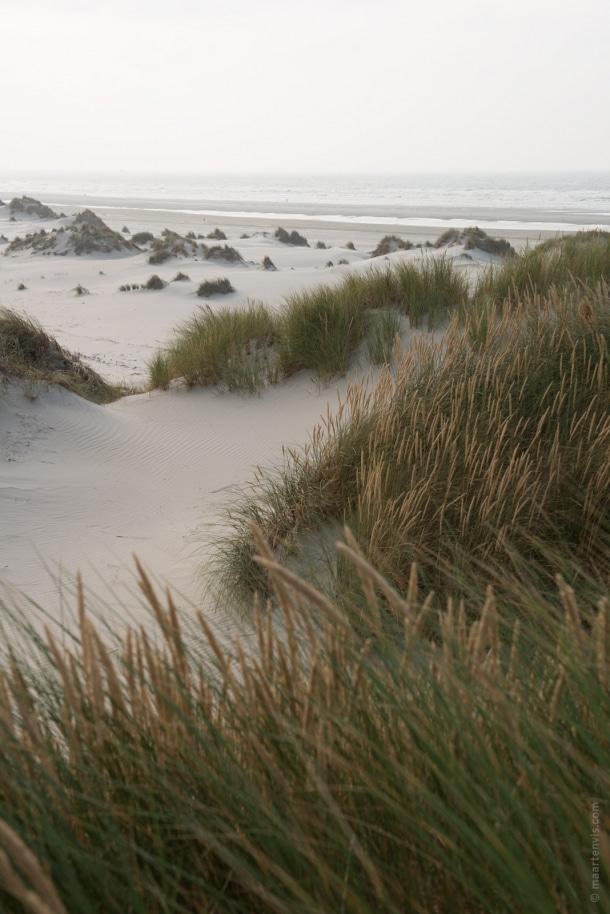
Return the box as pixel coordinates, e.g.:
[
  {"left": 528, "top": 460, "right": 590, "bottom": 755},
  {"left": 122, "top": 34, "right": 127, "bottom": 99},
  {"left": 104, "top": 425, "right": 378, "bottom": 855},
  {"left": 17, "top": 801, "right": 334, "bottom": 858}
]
[{"left": 0, "top": 194, "right": 588, "bottom": 642}]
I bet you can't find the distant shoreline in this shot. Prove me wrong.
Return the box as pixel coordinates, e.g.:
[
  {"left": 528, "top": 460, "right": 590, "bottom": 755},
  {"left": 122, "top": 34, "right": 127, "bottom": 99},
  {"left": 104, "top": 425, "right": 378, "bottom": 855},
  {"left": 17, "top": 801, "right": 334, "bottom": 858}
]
[
  {"left": 14, "top": 191, "right": 610, "bottom": 241},
  {"left": 2, "top": 169, "right": 609, "bottom": 235}
]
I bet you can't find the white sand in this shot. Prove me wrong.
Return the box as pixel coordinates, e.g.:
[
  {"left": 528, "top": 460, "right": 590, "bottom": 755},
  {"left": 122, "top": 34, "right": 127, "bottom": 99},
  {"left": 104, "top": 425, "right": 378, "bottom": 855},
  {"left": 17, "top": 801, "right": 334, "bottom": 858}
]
[{"left": 0, "top": 198, "right": 561, "bottom": 643}]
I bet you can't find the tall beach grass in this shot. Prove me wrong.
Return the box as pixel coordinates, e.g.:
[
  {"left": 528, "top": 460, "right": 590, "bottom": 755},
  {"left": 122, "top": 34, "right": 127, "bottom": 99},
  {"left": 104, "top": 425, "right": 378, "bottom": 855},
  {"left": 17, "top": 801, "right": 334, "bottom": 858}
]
[
  {"left": 212, "top": 280, "right": 610, "bottom": 625},
  {"left": 0, "top": 540, "right": 607, "bottom": 913},
  {"left": 0, "top": 308, "right": 120, "bottom": 403},
  {"left": 148, "top": 256, "right": 469, "bottom": 392},
  {"left": 1, "top": 232, "right": 609, "bottom": 911},
  {"left": 149, "top": 301, "right": 279, "bottom": 392},
  {"left": 473, "top": 229, "right": 610, "bottom": 308}
]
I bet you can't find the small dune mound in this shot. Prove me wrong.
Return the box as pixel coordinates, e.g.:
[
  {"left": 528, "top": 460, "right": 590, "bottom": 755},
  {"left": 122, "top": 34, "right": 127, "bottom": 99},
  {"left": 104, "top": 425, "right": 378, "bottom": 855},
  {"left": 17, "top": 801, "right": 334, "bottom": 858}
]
[
  {"left": 145, "top": 274, "right": 165, "bottom": 290},
  {"left": 132, "top": 231, "right": 155, "bottom": 246},
  {"left": 204, "top": 244, "right": 244, "bottom": 264},
  {"left": 72, "top": 209, "right": 107, "bottom": 229},
  {"left": 435, "top": 227, "right": 515, "bottom": 257},
  {"left": 206, "top": 227, "right": 227, "bottom": 241},
  {"left": 274, "top": 227, "right": 309, "bottom": 247},
  {"left": 262, "top": 256, "right": 277, "bottom": 271},
  {"left": 6, "top": 229, "right": 57, "bottom": 254},
  {"left": 6, "top": 211, "right": 135, "bottom": 256},
  {"left": 69, "top": 220, "right": 135, "bottom": 255},
  {"left": 8, "top": 196, "right": 58, "bottom": 220},
  {"left": 0, "top": 308, "right": 118, "bottom": 402},
  {"left": 148, "top": 230, "right": 200, "bottom": 264},
  {"left": 197, "top": 278, "right": 235, "bottom": 297},
  {"left": 370, "top": 235, "right": 413, "bottom": 257},
  {"left": 535, "top": 229, "right": 610, "bottom": 254}
]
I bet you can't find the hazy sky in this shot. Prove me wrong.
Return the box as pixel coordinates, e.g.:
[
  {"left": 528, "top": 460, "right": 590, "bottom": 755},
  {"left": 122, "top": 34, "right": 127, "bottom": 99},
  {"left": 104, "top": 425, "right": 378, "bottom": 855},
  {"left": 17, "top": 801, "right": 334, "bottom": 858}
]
[{"left": 2, "top": 0, "right": 609, "bottom": 174}]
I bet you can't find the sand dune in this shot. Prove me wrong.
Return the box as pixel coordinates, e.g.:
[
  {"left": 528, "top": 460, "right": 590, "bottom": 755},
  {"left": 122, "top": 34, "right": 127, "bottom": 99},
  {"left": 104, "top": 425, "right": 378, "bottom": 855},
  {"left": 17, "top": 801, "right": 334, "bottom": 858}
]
[
  {"left": 1, "top": 373, "right": 355, "bottom": 644},
  {"left": 0, "top": 196, "right": 542, "bottom": 643}
]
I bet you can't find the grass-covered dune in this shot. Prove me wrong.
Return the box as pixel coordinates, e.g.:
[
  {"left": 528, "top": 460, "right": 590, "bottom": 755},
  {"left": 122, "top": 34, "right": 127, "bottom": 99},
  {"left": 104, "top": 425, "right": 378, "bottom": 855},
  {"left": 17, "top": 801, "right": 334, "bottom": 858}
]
[
  {"left": 149, "top": 257, "right": 469, "bottom": 391},
  {"left": 1, "top": 230, "right": 609, "bottom": 912},
  {"left": 149, "top": 231, "right": 610, "bottom": 395},
  {"left": 0, "top": 308, "right": 120, "bottom": 403},
  {"left": 214, "top": 279, "right": 610, "bottom": 617},
  {"left": 0, "top": 540, "right": 607, "bottom": 913},
  {"left": 210, "top": 232, "right": 610, "bottom": 619},
  {"left": 473, "top": 229, "right": 610, "bottom": 307},
  {"left": 6, "top": 210, "right": 135, "bottom": 257}
]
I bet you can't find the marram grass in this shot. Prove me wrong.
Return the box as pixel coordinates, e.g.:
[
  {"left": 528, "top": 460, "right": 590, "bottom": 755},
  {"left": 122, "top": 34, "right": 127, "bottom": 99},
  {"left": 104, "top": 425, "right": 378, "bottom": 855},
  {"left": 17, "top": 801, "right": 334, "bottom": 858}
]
[
  {"left": 2, "top": 233, "right": 610, "bottom": 910},
  {"left": 150, "top": 231, "right": 610, "bottom": 394},
  {"left": 0, "top": 536, "right": 608, "bottom": 913},
  {"left": 213, "top": 280, "right": 610, "bottom": 623},
  {"left": 148, "top": 256, "right": 469, "bottom": 391},
  {"left": 473, "top": 229, "right": 610, "bottom": 309},
  {"left": 0, "top": 308, "right": 120, "bottom": 404},
  {"left": 149, "top": 300, "right": 279, "bottom": 392}
]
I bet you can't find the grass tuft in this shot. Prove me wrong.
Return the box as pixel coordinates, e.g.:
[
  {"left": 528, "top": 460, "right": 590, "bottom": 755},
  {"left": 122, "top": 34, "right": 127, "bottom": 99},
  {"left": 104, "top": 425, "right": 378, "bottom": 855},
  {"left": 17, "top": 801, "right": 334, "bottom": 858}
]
[
  {"left": 149, "top": 257, "right": 467, "bottom": 390},
  {"left": 365, "top": 307, "right": 402, "bottom": 365},
  {"left": 196, "top": 278, "right": 234, "bottom": 297},
  {"left": 278, "top": 283, "right": 367, "bottom": 380},
  {"left": 204, "top": 244, "right": 243, "bottom": 263},
  {"left": 371, "top": 234, "right": 412, "bottom": 257},
  {"left": 150, "top": 301, "right": 279, "bottom": 391},
  {"left": 435, "top": 226, "right": 516, "bottom": 256},
  {"left": 132, "top": 231, "right": 154, "bottom": 245},
  {"left": 0, "top": 539, "right": 606, "bottom": 912},
  {"left": 474, "top": 229, "right": 610, "bottom": 308},
  {"left": 0, "top": 308, "right": 119, "bottom": 403},
  {"left": 275, "top": 227, "right": 309, "bottom": 247},
  {"left": 145, "top": 274, "right": 165, "bottom": 290}
]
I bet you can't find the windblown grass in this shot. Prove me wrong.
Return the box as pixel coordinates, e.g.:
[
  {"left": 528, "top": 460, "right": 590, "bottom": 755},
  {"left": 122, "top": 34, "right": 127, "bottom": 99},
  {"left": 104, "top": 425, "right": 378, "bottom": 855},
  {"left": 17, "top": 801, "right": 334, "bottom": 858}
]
[
  {"left": 274, "top": 226, "right": 309, "bottom": 247},
  {"left": 149, "top": 301, "right": 279, "bottom": 391},
  {"left": 0, "top": 308, "right": 119, "bottom": 403},
  {"left": 214, "top": 281, "right": 610, "bottom": 620},
  {"left": 2, "top": 237, "right": 610, "bottom": 913},
  {"left": 474, "top": 229, "right": 610, "bottom": 308},
  {"left": 132, "top": 231, "right": 154, "bottom": 245},
  {"left": 365, "top": 307, "right": 402, "bottom": 365},
  {"left": 206, "top": 227, "right": 227, "bottom": 240},
  {"left": 278, "top": 283, "right": 368, "bottom": 381},
  {"left": 148, "top": 257, "right": 467, "bottom": 390},
  {"left": 145, "top": 274, "right": 165, "bottom": 290},
  {"left": 342, "top": 258, "right": 469, "bottom": 330},
  {"left": 370, "top": 234, "right": 412, "bottom": 257},
  {"left": 0, "top": 538, "right": 607, "bottom": 913},
  {"left": 435, "top": 226, "right": 516, "bottom": 257},
  {"left": 203, "top": 244, "right": 244, "bottom": 263}
]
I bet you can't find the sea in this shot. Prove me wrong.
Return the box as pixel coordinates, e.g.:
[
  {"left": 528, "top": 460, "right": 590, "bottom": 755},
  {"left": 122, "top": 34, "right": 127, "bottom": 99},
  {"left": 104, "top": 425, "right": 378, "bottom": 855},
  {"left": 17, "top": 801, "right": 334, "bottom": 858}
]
[{"left": 1, "top": 170, "right": 610, "bottom": 233}]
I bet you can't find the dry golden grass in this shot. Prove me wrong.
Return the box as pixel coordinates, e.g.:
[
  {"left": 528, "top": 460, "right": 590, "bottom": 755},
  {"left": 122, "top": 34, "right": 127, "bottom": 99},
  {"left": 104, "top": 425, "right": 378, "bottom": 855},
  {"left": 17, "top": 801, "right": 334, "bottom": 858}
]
[
  {"left": 0, "top": 539, "right": 607, "bottom": 912},
  {"left": 1, "top": 232, "right": 609, "bottom": 911},
  {"left": 149, "top": 257, "right": 468, "bottom": 391},
  {"left": 0, "top": 309, "right": 120, "bottom": 403},
  {"left": 214, "top": 281, "right": 610, "bottom": 622}
]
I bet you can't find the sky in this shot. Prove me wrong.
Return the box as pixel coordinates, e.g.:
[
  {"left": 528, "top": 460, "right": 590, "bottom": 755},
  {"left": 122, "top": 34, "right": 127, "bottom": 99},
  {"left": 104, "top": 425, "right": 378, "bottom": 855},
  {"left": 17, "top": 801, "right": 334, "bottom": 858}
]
[{"left": 1, "top": 0, "right": 609, "bottom": 174}]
